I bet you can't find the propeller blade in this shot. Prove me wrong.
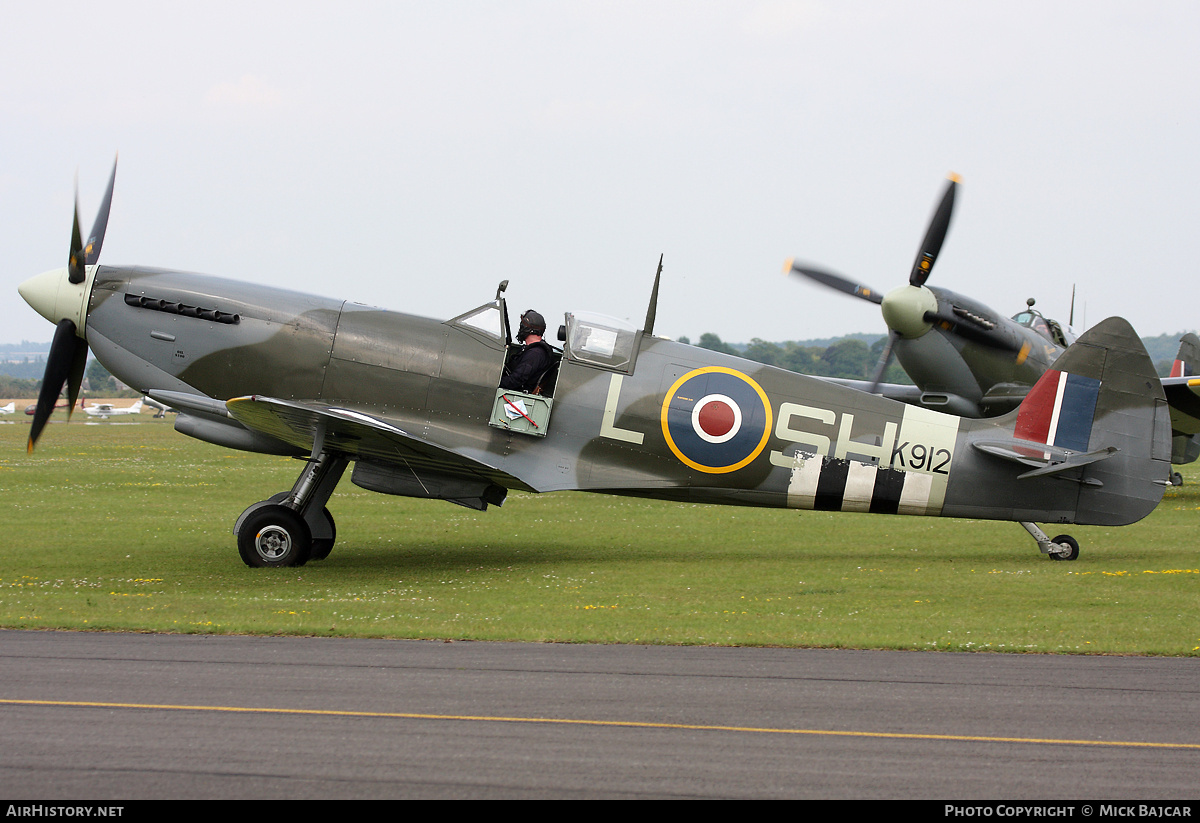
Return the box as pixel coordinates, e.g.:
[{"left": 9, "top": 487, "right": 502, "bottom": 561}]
[
  {"left": 85, "top": 156, "right": 117, "bottom": 265},
  {"left": 33, "top": 158, "right": 113, "bottom": 445},
  {"left": 786, "top": 260, "right": 884, "bottom": 305},
  {"left": 909, "top": 174, "right": 958, "bottom": 287},
  {"left": 868, "top": 330, "right": 900, "bottom": 394},
  {"left": 66, "top": 339, "right": 89, "bottom": 418},
  {"left": 67, "top": 157, "right": 118, "bottom": 283},
  {"left": 68, "top": 190, "right": 85, "bottom": 284},
  {"left": 28, "top": 319, "right": 86, "bottom": 451}
]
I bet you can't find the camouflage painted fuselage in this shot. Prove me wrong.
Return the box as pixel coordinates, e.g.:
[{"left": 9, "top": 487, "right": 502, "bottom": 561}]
[{"left": 83, "top": 265, "right": 1170, "bottom": 529}]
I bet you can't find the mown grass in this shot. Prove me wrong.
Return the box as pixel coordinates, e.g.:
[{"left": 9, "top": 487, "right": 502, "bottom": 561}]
[{"left": 1, "top": 414, "right": 1197, "bottom": 653}]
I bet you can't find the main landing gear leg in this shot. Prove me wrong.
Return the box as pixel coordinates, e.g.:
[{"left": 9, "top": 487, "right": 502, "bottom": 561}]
[
  {"left": 1020, "top": 521, "right": 1080, "bottom": 561},
  {"left": 235, "top": 450, "right": 349, "bottom": 568}
]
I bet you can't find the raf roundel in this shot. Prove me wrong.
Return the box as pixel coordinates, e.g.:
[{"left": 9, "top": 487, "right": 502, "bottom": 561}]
[{"left": 661, "top": 367, "right": 773, "bottom": 473}]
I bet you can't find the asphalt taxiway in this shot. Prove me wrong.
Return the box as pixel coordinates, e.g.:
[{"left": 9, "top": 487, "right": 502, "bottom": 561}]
[{"left": 0, "top": 630, "right": 1196, "bottom": 799}]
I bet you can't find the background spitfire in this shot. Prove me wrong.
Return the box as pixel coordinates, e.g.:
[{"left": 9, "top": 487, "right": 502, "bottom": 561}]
[{"left": 787, "top": 176, "right": 1200, "bottom": 481}]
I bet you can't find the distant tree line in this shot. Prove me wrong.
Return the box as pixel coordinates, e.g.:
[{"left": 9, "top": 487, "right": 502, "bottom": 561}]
[
  {"left": 0, "top": 360, "right": 139, "bottom": 399},
  {"left": 0, "top": 376, "right": 39, "bottom": 398},
  {"left": 683, "top": 331, "right": 1198, "bottom": 380},
  {"left": 681, "top": 333, "right": 912, "bottom": 384}
]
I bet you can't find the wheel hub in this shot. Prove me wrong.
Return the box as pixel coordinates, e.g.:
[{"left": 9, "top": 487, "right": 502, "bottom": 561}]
[{"left": 255, "top": 526, "right": 292, "bottom": 561}]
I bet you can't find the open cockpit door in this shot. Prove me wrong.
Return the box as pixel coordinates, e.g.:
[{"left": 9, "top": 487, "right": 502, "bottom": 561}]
[
  {"left": 446, "top": 289, "right": 558, "bottom": 437},
  {"left": 478, "top": 283, "right": 563, "bottom": 437}
]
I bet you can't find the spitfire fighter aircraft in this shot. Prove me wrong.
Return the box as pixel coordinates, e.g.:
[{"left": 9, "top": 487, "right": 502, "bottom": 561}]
[
  {"left": 20, "top": 161, "right": 1172, "bottom": 567},
  {"left": 787, "top": 176, "right": 1200, "bottom": 483}
]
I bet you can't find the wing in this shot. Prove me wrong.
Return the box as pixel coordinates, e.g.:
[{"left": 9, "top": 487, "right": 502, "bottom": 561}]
[
  {"left": 223, "top": 395, "right": 538, "bottom": 493},
  {"left": 148, "top": 390, "right": 540, "bottom": 502},
  {"left": 1160, "top": 375, "right": 1200, "bottom": 437},
  {"left": 811, "top": 375, "right": 926, "bottom": 404},
  {"left": 814, "top": 375, "right": 996, "bottom": 417}
]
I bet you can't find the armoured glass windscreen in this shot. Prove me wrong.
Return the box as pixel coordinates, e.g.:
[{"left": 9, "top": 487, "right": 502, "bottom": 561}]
[{"left": 450, "top": 304, "right": 503, "bottom": 340}]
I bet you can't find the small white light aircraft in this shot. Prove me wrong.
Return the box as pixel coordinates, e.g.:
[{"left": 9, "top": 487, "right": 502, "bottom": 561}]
[
  {"left": 0, "top": 402, "right": 14, "bottom": 415},
  {"left": 82, "top": 398, "right": 143, "bottom": 419}
]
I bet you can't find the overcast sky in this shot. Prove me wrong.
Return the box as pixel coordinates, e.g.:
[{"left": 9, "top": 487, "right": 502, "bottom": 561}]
[{"left": 3, "top": 1, "right": 1198, "bottom": 348}]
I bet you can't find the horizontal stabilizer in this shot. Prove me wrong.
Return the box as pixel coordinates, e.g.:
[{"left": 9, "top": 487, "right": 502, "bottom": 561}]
[{"left": 972, "top": 440, "right": 1116, "bottom": 480}]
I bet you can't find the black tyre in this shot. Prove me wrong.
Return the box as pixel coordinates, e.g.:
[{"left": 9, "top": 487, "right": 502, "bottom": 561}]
[
  {"left": 310, "top": 507, "right": 337, "bottom": 561},
  {"left": 1171, "top": 472, "right": 1184, "bottom": 487},
  {"left": 238, "top": 505, "right": 312, "bottom": 568},
  {"left": 1048, "top": 534, "right": 1079, "bottom": 561}
]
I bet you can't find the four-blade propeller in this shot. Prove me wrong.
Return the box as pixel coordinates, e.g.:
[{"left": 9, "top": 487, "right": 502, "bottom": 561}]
[
  {"left": 786, "top": 174, "right": 1018, "bottom": 392},
  {"left": 27, "top": 157, "right": 117, "bottom": 451}
]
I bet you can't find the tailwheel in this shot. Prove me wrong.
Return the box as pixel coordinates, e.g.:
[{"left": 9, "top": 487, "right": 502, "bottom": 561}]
[
  {"left": 1020, "top": 522, "right": 1081, "bottom": 560},
  {"left": 238, "top": 505, "right": 312, "bottom": 568},
  {"left": 1048, "top": 534, "right": 1079, "bottom": 561}
]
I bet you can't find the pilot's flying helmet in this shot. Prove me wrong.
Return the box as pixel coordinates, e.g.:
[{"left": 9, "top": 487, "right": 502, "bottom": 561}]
[{"left": 517, "top": 309, "right": 547, "bottom": 342}]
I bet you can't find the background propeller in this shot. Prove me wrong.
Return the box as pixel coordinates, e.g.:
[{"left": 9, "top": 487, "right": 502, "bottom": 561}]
[
  {"left": 28, "top": 157, "right": 117, "bottom": 451},
  {"left": 784, "top": 262, "right": 883, "bottom": 305},
  {"left": 787, "top": 174, "right": 1018, "bottom": 392},
  {"left": 908, "top": 174, "right": 957, "bottom": 287}
]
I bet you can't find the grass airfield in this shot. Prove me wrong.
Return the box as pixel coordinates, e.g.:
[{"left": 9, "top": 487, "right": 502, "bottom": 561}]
[{"left": 1, "top": 411, "right": 1197, "bottom": 654}]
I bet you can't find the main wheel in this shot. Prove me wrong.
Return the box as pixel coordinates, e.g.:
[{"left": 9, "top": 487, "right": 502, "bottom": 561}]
[
  {"left": 1171, "top": 471, "right": 1184, "bottom": 487},
  {"left": 310, "top": 507, "right": 337, "bottom": 561},
  {"left": 238, "top": 505, "right": 312, "bottom": 568},
  {"left": 1048, "top": 534, "right": 1079, "bottom": 561}
]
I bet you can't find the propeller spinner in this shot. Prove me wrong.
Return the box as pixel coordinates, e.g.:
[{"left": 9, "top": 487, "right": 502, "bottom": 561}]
[{"left": 19, "top": 157, "right": 118, "bottom": 451}]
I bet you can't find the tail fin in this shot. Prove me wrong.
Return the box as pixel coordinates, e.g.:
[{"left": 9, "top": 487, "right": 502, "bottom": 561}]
[
  {"left": 1169, "top": 332, "right": 1200, "bottom": 378},
  {"left": 1163, "top": 333, "right": 1200, "bottom": 465},
  {"left": 965, "top": 317, "right": 1170, "bottom": 526}
]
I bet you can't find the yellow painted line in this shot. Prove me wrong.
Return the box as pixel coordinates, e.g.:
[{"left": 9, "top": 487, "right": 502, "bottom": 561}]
[{"left": 2, "top": 698, "right": 1198, "bottom": 751}]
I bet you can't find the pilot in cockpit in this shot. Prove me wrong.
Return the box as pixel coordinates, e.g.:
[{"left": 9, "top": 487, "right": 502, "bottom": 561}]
[{"left": 500, "top": 309, "right": 554, "bottom": 394}]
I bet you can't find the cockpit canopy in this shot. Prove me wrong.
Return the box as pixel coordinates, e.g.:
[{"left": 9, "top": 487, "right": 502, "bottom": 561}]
[
  {"left": 1011, "top": 310, "right": 1075, "bottom": 348},
  {"left": 563, "top": 311, "right": 640, "bottom": 373},
  {"left": 450, "top": 295, "right": 644, "bottom": 374}
]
